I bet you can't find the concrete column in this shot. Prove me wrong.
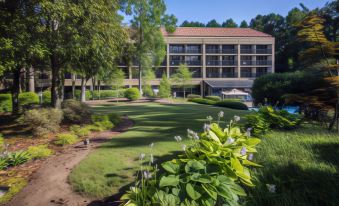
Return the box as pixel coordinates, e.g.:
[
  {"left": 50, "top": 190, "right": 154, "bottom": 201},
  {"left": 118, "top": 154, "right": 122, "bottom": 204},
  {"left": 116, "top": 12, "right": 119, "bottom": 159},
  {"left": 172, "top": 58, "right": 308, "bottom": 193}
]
[
  {"left": 237, "top": 44, "right": 241, "bottom": 78},
  {"left": 202, "top": 44, "right": 206, "bottom": 78},
  {"left": 28, "top": 67, "right": 35, "bottom": 92},
  {"left": 166, "top": 43, "right": 170, "bottom": 78},
  {"left": 272, "top": 43, "right": 275, "bottom": 73}
]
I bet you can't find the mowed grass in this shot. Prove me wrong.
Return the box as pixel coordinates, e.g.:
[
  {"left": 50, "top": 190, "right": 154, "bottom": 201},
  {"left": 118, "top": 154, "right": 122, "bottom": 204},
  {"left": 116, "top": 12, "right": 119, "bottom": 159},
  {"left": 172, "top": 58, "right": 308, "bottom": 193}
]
[
  {"left": 69, "top": 102, "right": 248, "bottom": 198},
  {"left": 248, "top": 125, "right": 339, "bottom": 206}
]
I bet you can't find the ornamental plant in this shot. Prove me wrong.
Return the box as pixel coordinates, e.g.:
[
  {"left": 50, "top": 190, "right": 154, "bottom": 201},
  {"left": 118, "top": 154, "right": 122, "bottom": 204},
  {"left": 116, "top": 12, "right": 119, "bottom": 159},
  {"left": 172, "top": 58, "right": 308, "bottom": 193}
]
[{"left": 121, "top": 113, "right": 261, "bottom": 206}]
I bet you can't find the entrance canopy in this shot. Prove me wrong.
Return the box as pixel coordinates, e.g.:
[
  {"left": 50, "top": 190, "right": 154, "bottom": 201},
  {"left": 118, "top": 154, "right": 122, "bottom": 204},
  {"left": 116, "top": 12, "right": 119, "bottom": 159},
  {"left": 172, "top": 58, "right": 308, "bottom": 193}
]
[
  {"left": 222, "top": 89, "right": 249, "bottom": 96},
  {"left": 204, "top": 80, "right": 253, "bottom": 88}
]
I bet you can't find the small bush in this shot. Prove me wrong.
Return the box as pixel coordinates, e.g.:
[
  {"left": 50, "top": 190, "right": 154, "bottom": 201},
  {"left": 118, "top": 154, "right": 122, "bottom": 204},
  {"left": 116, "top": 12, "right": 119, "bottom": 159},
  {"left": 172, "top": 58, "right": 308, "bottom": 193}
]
[
  {"left": 18, "top": 92, "right": 39, "bottom": 106},
  {"left": 0, "top": 157, "right": 8, "bottom": 170},
  {"left": 74, "top": 90, "right": 91, "bottom": 101},
  {"left": 0, "top": 134, "right": 4, "bottom": 151},
  {"left": 108, "top": 113, "right": 121, "bottom": 125},
  {"left": 91, "top": 115, "right": 114, "bottom": 130},
  {"left": 23, "top": 108, "right": 63, "bottom": 136},
  {"left": 259, "top": 106, "right": 302, "bottom": 129},
  {"left": 244, "top": 113, "right": 270, "bottom": 137},
  {"left": 124, "top": 88, "right": 140, "bottom": 101},
  {"left": 215, "top": 100, "right": 248, "bottom": 110},
  {"left": 205, "top": 96, "right": 221, "bottom": 101},
  {"left": 42, "top": 90, "right": 51, "bottom": 105},
  {"left": 70, "top": 125, "right": 91, "bottom": 137},
  {"left": 27, "top": 145, "right": 53, "bottom": 159},
  {"left": 187, "top": 94, "right": 201, "bottom": 100},
  {"left": 189, "top": 98, "right": 215, "bottom": 105},
  {"left": 0, "top": 94, "right": 12, "bottom": 112},
  {"left": 54, "top": 133, "right": 78, "bottom": 146},
  {"left": 84, "top": 124, "right": 104, "bottom": 132},
  {"left": 62, "top": 99, "right": 92, "bottom": 124},
  {"left": 92, "top": 90, "right": 125, "bottom": 99},
  {"left": 6, "top": 151, "right": 30, "bottom": 166}
]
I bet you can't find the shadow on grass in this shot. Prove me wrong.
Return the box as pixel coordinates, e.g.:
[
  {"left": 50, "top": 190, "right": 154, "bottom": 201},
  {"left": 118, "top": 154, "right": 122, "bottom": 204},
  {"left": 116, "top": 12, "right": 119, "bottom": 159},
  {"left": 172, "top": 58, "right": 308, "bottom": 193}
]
[
  {"left": 249, "top": 162, "right": 339, "bottom": 206},
  {"left": 312, "top": 142, "right": 339, "bottom": 169}
]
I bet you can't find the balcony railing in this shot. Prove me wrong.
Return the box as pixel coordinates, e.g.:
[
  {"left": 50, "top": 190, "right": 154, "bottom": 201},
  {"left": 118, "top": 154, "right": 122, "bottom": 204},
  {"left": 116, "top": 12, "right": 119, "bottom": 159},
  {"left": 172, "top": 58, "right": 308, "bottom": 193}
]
[
  {"left": 240, "top": 72, "right": 256, "bottom": 78},
  {"left": 241, "top": 49, "right": 272, "bottom": 54},
  {"left": 206, "top": 60, "right": 237, "bottom": 66},
  {"left": 222, "top": 49, "right": 237, "bottom": 54},
  {"left": 206, "top": 60, "right": 221, "bottom": 66},
  {"left": 186, "top": 49, "right": 201, "bottom": 54},
  {"left": 206, "top": 48, "right": 221, "bottom": 54},
  {"left": 206, "top": 48, "right": 237, "bottom": 54},
  {"left": 169, "top": 48, "right": 185, "bottom": 53},
  {"left": 169, "top": 49, "right": 201, "bottom": 54},
  {"left": 222, "top": 72, "right": 238, "bottom": 78},
  {"left": 170, "top": 60, "right": 201, "bottom": 66},
  {"left": 222, "top": 60, "right": 237, "bottom": 66},
  {"left": 240, "top": 60, "right": 272, "bottom": 66}
]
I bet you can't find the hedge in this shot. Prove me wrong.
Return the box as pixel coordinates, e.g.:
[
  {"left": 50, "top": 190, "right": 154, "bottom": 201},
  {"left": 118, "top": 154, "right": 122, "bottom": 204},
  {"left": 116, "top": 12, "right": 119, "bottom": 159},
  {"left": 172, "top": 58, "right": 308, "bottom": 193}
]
[
  {"left": 18, "top": 92, "right": 39, "bottom": 106},
  {"left": 187, "top": 94, "right": 202, "bottom": 100},
  {"left": 189, "top": 98, "right": 216, "bottom": 105},
  {"left": 205, "top": 96, "right": 221, "bottom": 102},
  {"left": 0, "top": 94, "right": 12, "bottom": 113},
  {"left": 215, "top": 100, "right": 248, "bottom": 110}
]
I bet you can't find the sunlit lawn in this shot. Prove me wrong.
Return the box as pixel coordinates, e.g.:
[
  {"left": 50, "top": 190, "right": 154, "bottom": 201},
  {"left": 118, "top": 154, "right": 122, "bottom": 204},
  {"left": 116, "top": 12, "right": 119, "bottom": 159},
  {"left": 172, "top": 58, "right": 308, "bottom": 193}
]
[
  {"left": 70, "top": 102, "right": 339, "bottom": 205},
  {"left": 69, "top": 102, "right": 248, "bottom": 198}
]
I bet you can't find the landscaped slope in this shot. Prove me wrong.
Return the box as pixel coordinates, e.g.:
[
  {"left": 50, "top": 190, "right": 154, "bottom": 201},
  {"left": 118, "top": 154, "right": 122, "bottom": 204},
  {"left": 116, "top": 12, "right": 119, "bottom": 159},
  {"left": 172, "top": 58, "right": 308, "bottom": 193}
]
[{"left": 69, "top": 103, "right": 248, "bottom": 198}]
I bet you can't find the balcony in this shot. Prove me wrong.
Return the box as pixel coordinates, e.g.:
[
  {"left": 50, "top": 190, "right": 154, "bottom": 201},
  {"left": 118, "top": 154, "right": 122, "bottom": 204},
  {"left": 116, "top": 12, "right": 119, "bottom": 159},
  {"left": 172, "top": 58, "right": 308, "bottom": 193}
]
[
  {"left": 256, "top": 49, "right": 272, "bottom": 54},
  {"left": 241, "top": 49, "right": 255, "bottom": 54},
  {"left": 240, "top": 60, "right": 272, "bottom": 66},
  {"left": 169, "top": 49, "right": 201, "bottom": 54},
  {"left": 222, "top": 60, "right": 237, "bottom": 66},
  {"left": 206, "top": 60, "right": 221, "bottom": 66},
  {"left": 170, "top": 60, "right": 201, "bottom": 66},
  {"left": 240, "top": 72, "right": 256, "bottom": 78},
  {"left": 206, "top": 48, "right": 221, "bottom": 54},
  {"left": 256, "top": 72, "right": 268, "bottom": 77},
  {"left": 222, "top": 49, "right": 237, "bottom": 54},
  {"left": 185, "top": 48, "right": 201, "bottom": 54},
  {"left": 222, "top": 72, "right": 238, "bottom": 78}
]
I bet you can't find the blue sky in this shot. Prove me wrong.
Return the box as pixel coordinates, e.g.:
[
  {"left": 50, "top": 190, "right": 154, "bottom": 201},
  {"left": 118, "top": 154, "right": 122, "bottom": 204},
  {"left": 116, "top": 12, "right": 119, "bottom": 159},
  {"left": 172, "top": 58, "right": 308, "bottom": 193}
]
[{"left": 122, "top": 0, "right": 332, "bottom": 25}]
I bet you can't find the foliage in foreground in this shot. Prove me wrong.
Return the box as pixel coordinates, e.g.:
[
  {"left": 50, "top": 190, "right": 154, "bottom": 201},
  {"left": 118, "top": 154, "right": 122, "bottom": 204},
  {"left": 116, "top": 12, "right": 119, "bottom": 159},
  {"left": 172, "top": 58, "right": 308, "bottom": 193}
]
[
  {"left": 27, "top": 145, "right": 53, "bottom": 159},
  {"left": 121, "top": 114, "right": 261, "bottom": 205}
]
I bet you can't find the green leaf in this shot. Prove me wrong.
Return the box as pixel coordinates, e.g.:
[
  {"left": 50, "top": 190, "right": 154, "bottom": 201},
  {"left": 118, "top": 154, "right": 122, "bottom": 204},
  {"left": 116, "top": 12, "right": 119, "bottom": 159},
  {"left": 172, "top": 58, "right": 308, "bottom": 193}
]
[
  {"left": 202, "top": 184, "right": 218, "bottom": 200},
  {"left": 190, "top": 173, "right": 212, "bottom": 183},
  {"left": 159, "top": 175, "right": 179, "bottom": 187},
  {"left": 245, "top": 138, "right": 261, "bottom": 146},
  {"left": 217, "top": 184, "right": 233, "bottom": 200},
  {"left": 186, "top": 183, "right": 202, "bottom": 200},
  {"left": 185, "top": 160, "right": 206, "bottom": 173},
  {"left": 229, "top": 183, "right": 247, "bottom": 197},
  {"left": 242, "top": 159, "right": 262, "bottom": 167},
  {"left": 208, "top": 130, "right": 222, "bottom": 145},
  {"left": 231, "top": 157, "right": 244, "bottom": 173},
  {"left": 162, "top": 161, "right": 180, "bottom": 174}
]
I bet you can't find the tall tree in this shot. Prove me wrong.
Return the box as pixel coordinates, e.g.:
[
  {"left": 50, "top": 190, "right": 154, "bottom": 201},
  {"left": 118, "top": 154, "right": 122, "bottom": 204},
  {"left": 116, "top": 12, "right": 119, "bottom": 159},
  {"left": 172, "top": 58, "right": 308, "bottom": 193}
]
[
  {"left": 158, "top": 74, "right": 171, "bottom": 98},
  {"left": 124, "top": 0, "right": 177, "bottom": 94},
  {"left": 206, "top": 19, "right": 221, "bottom": 27},
  {"left": 172, "top": 64, "right": 192, "bottom": 99},
  {"left": 240, "top": 20, "right": 249, "bottom": 28},
  {"left": 222, "top": 18, "right": 238, "bottom": 28},
  {"left": 180, "top": 20, "right": 205, "bottom": 27},
  {"left": 0, "top": 0, "right": 42, "bottom": 114}
]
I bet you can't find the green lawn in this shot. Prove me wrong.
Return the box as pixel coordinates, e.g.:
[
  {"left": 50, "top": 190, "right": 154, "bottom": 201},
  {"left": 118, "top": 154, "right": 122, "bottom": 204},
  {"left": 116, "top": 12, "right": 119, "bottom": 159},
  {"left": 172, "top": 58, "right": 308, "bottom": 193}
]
[
  {"left": 70, "top": 103, "right": 339, "bottom": 205},
  {"left": 69, "top": 102, "right": 248, "bottom": 198}
]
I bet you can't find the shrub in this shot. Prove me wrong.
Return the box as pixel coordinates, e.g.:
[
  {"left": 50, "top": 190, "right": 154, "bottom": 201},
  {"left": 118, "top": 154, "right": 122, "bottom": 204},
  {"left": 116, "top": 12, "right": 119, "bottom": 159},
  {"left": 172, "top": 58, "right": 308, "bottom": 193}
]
[
  {"left": 54, "top": 133, "right": 78, "bottom": 146},
  {"left": 244, "top": 113, "right": 270, "bottom": 137},
  {"left": 42, "top": 90, "right": 51, "bottom": 105},
  {"left": 187, "top": 94, "right": 201, "bottom": 100},
  {"left": 158, "top": 75, "right": 171, "bottom": 98},
  {"left": 259, "top": 106, "right": 302, "bottom": 129},
  {"left": 22, "top": 108, "right": 63, "bottom": 136},
  {"left": 92, "top": 90, "right": 125, "bottom": 99},
  {"left": 124, "top": 88, "right": 140, "bottom": 101},
  {"left": 0, "top": 157, "right": 8, "bottom": 170},
  {"left": 189, "top": 98, "right": 216, "bottom": 105},
  {"left": 18, "top": 92, "right": 39, "bottom": 106},
  {"left": 91, "top": 115, "right": 114, "bottom": 130},
  {"left": 121, "top": 115, "right": 262, "bottom": 205},
  {"left": 215, "top": 100, "right": 248, "bottom": 110},
  {"left": 74, "top": 90, "right": 91, "bottom": 101},
  {"left": 70, "top": 125, "right": 91, "bottom": 137},
  {"left": 205, "top": 95, "right": 221, "bottom": 101},
  {"left": 0, "top": 134, "right": 4, "bottom": 151},
  {"left": 6, "top": 151, "right": 30, "bottom": 166},
  {"left": 62, "top": 99, "right": 92, "bottom": 124},
  {"left": 108, "top": 113, "right": 121, "bottom": 125},
  {"left": 0, "top": 94, "right": 12, "bottom": 112},
  {"left": 27, "top": 145, "right": 53, "bottom": 159},
  {"left": 143, "top": 85, "right": 154, "bottom": 97}
]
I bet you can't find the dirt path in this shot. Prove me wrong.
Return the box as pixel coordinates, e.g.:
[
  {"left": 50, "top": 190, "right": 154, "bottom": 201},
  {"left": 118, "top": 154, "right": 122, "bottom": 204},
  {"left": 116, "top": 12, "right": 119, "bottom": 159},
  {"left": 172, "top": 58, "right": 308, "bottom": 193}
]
[{"left": 6, "top": 117, "right": 133, "bottom": 206}]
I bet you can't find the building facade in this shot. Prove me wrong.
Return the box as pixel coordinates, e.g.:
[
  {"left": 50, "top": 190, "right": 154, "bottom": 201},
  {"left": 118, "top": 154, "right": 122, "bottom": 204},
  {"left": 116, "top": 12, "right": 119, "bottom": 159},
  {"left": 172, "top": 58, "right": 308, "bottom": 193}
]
[
  {"left": 118, "top": 27, "right": 275, "bottom": 97},
  {"left": 0, "top": 27, "right": 275, "bottom": 98}
]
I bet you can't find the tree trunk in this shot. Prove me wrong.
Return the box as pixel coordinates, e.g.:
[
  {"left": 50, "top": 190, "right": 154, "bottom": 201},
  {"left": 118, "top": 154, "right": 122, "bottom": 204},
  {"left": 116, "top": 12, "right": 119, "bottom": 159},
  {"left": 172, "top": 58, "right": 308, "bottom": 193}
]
[
  {"left": 138, "top": 24, "right": 143, "bottom": 96},
  {"left": 51, "top": 53, "right": 62, "bottom": 108},
  {"left": 183, "top": 87, "right": 186, "bottom": 99},
  {"left": 80, "top": 77, "right": 87, "bottom": 102},
  {"left": 91, "top": 77, "right": 95, "bottom": 100},
  {"left": 11, "top": 67, "right": 21, "bottom": 114},
  {"left": 28, "top": 66, "right": 35, "bottom": 92},
  {"left": 71, "top": 73, "right": 76, "bottom": 99},
  {"left": 329, "top": 103, "right": 339, "bottom": 132},
  {"left": 98, "top": 80, "right": 101, "bottom": 100}
]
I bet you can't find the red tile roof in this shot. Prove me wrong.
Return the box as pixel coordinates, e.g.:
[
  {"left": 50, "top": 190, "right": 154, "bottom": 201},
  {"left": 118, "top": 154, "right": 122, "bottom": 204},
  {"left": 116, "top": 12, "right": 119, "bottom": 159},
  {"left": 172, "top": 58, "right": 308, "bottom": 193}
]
[{"left": 161, "top": 27, "right": 272, "bottom": 38}]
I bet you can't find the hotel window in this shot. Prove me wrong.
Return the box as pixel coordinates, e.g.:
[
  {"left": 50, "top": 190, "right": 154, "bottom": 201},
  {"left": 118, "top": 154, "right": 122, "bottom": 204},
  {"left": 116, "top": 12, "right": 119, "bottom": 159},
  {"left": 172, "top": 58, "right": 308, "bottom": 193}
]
[
  {"left": 189, "top": 67, "right": 202, "bottom": 78},
  {"left": 222, "top": 67, "right": 237, "bottom": 78},
  {"left": 222, "top": 56, "right": 236, "bottom": 65},
  {"left": 241, "top": 45, "right": 253, "bottom": 54},
  {"left": 206, "top": 67, "right": 220, "bottom": 78},
  {"left": 222, "top": 45, "right": 236, "bottom": 53},
  {"left": 241, "top": 67, "right": 253, "bottom": 78},
  {"left": 206, "top": 45, "right": 220, "bottom": 53},
  {"left": 169, "top": 44, "right": 185, "bottom": 53},
  {"left": 186, "top": 45, "right": 201, "bottom": 53},
  {"left": 185, "top": 56, "right": 201, "bottom": 65},
  {"left": 241, "top": 56, "right": 252, "bottom": 65},
  {"left": 206, "top": 56, "right": 219, "bottom": 66}
]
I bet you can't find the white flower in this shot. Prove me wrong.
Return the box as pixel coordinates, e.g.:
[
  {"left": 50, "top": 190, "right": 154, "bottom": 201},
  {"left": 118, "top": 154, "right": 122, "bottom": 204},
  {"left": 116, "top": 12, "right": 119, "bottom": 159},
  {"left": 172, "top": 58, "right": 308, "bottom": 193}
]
[
  {"left": 143, "top": 171, "right": 152, "bottom": 179},
  {"left": 187, "top": 129, "right": 194, "bottom": 138},
  {"left": 139, "top": 153, "right": 145, "bottom": 160},
  {"left": 203, "top": 124, "right": 211, "bottom": 132},
  {"left": 182, "top": 144, "right": 187, "bottom": 151},
  {"left": 234, "top": 115, "right": 241, "bottom": 122},
  {"left": 206, "top": 116, "right": 213, "bottom": 121},
  {"left": 246, "top": 128, "right": 252, "bottom": 137},
  {"left": 174, "top": 136, "right": 182, "bottom": 142},
  {"left": 240, "top": 147, "right": 247, "bottom": 155},
  {"left": 266, "top": 184, "right": 276, "bottom": 193},
  {"left": 193, "top": 132, "right": 199, "bottom": 140},
  {"left": 226, "top": 137, "right": 235, "bottom": 144},
  {"left": 149, "top": 143, "right": 154, "bottom": 148},
  {"left": 248, "top": 153, "right": 254, "bottom": 161},
  {"left": 150, "top": 154, "right": 154, "bottom": 163},
  {"left": 218, "top": 111, "right": 224, "bottom": 118}
]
